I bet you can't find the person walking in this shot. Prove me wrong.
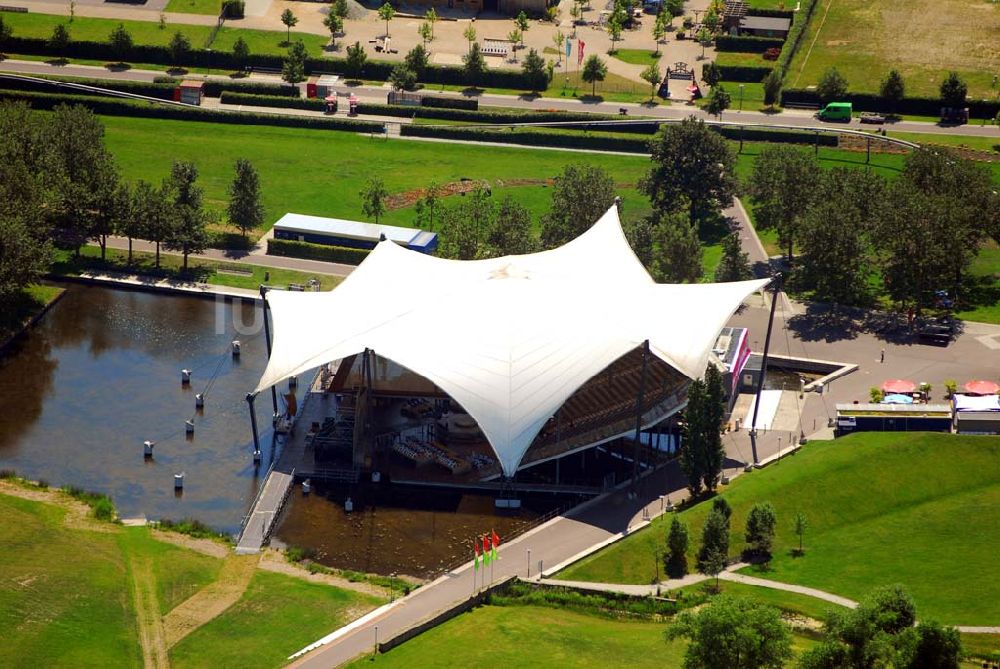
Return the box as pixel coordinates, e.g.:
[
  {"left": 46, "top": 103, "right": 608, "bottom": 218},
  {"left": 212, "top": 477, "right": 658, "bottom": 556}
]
[{"left": 880, "top": 348, "right": 885, "bottom": 363}]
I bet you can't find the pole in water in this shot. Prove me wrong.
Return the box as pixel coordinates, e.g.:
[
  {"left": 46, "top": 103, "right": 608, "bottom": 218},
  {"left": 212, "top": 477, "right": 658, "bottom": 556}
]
[
  {"left": 246, "top": 392, "right": 261, "bottom": 456},
  {"left": 181, "top": 369, "right": 191, "bottom": 385},
  {"left": 143, "top": 440, "right": 155, "bottom": 459}
]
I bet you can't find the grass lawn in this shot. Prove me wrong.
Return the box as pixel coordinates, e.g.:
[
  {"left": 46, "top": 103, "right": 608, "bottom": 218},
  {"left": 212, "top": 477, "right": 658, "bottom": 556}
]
[
  {"left": 52, "top": 247, "right": 345, "bottom": 291},
  {"left": 164, "top": 0, "right": 223, "bottom": 15},
  {"left": 715, "top": 51, "right": 776, "bottom": 69},
  {"left": 612, "top": 48, "right": 664, "bottom": 67},
  {"left": 0, "top": 11, "right": 327, "bottom": 56},
  {"left": 886, "top": 131, "right": 1000, "bottom": 153},
  {"left": 672, "top": 580, "right": 849, "bottom": 622},
  {"left": 786, "top": 0, "right": 999, "bottom": 98},
  {"left": 96, "top": 114, "right": 652, "bottom": 231},
  {"left": 434, "top": 68, "right": 665, "bottom": 105},
  {"left": 170, "top": 570, "right": 384, "bottom": 668},
  {"left": 558, "top": 433, "right": 1000, "bottom": 625}
]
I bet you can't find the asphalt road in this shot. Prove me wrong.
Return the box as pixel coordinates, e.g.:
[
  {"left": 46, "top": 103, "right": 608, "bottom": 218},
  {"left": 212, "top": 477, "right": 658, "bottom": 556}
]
[{"left": 2, "top": 59, "right": 998, "bottom": 139}]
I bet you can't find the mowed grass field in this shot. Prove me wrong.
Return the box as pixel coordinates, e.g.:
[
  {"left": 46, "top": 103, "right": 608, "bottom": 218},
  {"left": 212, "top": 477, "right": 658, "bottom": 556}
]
[
  {"left": 786, "top": 0, "right": 1000, "bottom": 98},
  {"left": 170, "top": 570, "right": 384, "bottom": 668},
  {"left": 559, "top": 433, "right": 1000, "bottom": 625}
]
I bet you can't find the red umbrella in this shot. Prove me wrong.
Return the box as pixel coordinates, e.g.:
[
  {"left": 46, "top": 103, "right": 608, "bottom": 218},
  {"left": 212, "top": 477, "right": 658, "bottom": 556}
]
[
  {"left": 964, "top": 380, "right": 1000, "bottom": 395},
  {"left": 324, "top": 95, "right": 338, "bottom": 102},
  {"left": 881, "top": 379, "right": 916, "bottom": 394}
]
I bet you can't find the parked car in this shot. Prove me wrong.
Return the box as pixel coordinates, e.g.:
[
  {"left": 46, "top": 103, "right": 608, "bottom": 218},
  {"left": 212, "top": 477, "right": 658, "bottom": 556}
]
[
  {"left": 816, "top": 102, "right": 853, "bottom": 122},
  {"left": 859, "top": 112, "right": 886, "bottom": 124},
  {"left": 916, "top": 318, "right": 954, "bottom": 346}
]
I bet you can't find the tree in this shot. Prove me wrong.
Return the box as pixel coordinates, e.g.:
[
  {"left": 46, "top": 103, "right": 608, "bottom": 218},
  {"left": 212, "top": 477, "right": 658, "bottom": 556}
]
[
  {"left": 514, "top": 10, "right": 530, "bottom": 39},
  {"left": 652, "top": 11, "right": 668, "bottom": 54},
  {"left": 114, "top": 182, "right": 140, "bottom": 263},
  {"left": 132, "top": 180, "right": 171, "bottom": 268},
  {"left": 653, "top": 215, "right": 702, "bottom": 282},
  {"left": 539, "top": 164, "right": 617, "bottom": 248},
  {"left": 227, "top": 158, "right": 264, "bottom": 240},
  {"left": 232, "top": 36, "right": 250, "bottom": 71},
  {"left": 361, "top": 176, "right": 388, "bottom": 225},
  {"left": 902, "top": 621, "right": 962, "bottom": 669},
  {"left": 744, "top": 501, "right": 777, "bottom": 559},
  {"left": 816, "top": 66, "right": 848, "bottom": 102},
  {"left": 607, "top": 15, "right": 623, "bottom": 52},
  {"left": 0, "top": 217, "right": 52, "bottom": 304},
  {"left": 702, "top": 6, "right": 720, "bottom": 31},
  {"left": 581, "top": 54, "right": 607, "bottom": 96},
  {"left": 701, "top": 364, "right": 725, "bottom": 490},
  {"left": 666, "top": 595, "right": 793, "bottom": 669},
  {"left": 463, "top": 24, "right": 477, "bottom": 49},
  {"left": 697, "top": 507, "right": 730, "bottom": 583},
  {"left": 680, "top": 375, "right": 708, "bottom": 495},
  {"left": 377, "top": 2, "right": 395, "bottom": 37},
  {"left": 570, "top": 1, "right": 583, "bottom": 32},
  {"left": 437, "top": 187, "right": 494, "bottom": 259},
  {"left": 681, "top": 364, "right": 726, "bottom": 493},
  {"left": 462, "top": 42, "right": 486, "bottom": 87},
  {"left": 482, "top": 195, "right": 537, "bottom": 257},
  {"left": 746, "top": 144, "right": 821, "bottom": 262},
  {"left": 792, "top": 511, "right": 808, "bottom": 554},
  {"left": 705, "top": 83, "right": 731, "bottom": 119},
  {"left": 333, "top": 0, "right": 349, "bottom": 18},
  {"left": 665, "top": 0, "right": 684, "bottom": 16},
  {"left": 389, "top": 64, "right": 417, "bottom": 91},
  {"left": 282, "top": 40, "right": 307, "bottom": 84},
  {"left": 701, "top": 61, "right": 721, "bottom": 87},
  {"left": 345, "top": 41, "right": 367, "bottom": 80},
  {"left": 696, "top": 26, "right": 711, "bottom": 59},
  {"left": 418, "top": 21, "right": 433, "bottom": 48},
  {"left": 48, "top": 23, "right": 70, "bottom": 51},
  {"left": 405, "top": 44, "right": 429, "bottom": 78},
  {"left": 0, "top": 16, "right": 12, "bottom": 54},
  {"left": 109, "top": 23, "right": 133, "bottom": 64},
  {"left": 714, "top": 230, "right": 751, "bottom": 282},
  {"left": 163, "top": 161, "right": 210, "bottom": 271},
  {"left": 552, "top": 30, "right": 565, "bottom": 63},
  {"left": 641, "top": 116, "right": 737, "bottom": 226},
  {"left": 507, "top": 29, "right": 522, "bottom": 60},
  {"left": 425, "top": 7, "right": 438, "bottom": 38},
  {"left": 168, "top": 31, "right": 191, "bottom": 67},
  {"left": 323, "top": 13, "right": 343, "bottom": 50},
  {"left": 664, "top": 516, "right": 689, "bottom": 578},
  {"left": 422, "top": 182, "right": 439, "bottom": 230},
  {"left": 280, "top": 8, "right": 298, "bottom": 43},
  {"left": 521, "top": 48, "right": 549, "bottom": 92},
  {"left": 939, "top": 71, "right": 967, "bottom": 108},
  {"left": 762, "top": 68, "right": 782, "bottom": 108},
  {"left": 879, "top": 69, "right": 905, "bottom": 114},
  {"left": 641, "top": 63, "right": 661, "bottom": 102}
]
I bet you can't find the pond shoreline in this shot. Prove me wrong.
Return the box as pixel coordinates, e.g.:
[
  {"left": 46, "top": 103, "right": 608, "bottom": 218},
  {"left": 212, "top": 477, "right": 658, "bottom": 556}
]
[{"left": 0, "top": 284, "right": 67, "bottom": 356}]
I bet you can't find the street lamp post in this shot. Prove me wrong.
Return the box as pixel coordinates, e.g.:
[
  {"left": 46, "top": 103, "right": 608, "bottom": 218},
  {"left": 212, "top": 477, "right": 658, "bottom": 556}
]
[
  {"left": 206, "top": 48, "right": 213, "bottom": 77},
  {"left": 527, "top": 549, "right": 532, "bottom": 578}
]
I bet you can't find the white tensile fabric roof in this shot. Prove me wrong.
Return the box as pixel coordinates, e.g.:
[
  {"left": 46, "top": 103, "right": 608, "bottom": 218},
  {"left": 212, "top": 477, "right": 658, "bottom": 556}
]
[{"left": 255, "top": 206, "right": 768, "bottom": 476}]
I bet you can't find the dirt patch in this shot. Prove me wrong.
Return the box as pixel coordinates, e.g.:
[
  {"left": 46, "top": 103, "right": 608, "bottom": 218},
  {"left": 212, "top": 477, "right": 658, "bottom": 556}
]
[
  {"left": 130, "top": 555, "right": 169, "bottom": 669},
  {"left": 0, "top": 480, "right": 117, "bottom": 534},
  {"left": 151, "top": 529, "right": 230, "bottom": 559},
  {"left": 162, "top": 553, "right": 259, "bottom": 648},
  {"left": 384, "top": 179, "right": 491, "bottom": 211},
  {"left": 258, "top": 549, "right": 390, "bottom": 597}
]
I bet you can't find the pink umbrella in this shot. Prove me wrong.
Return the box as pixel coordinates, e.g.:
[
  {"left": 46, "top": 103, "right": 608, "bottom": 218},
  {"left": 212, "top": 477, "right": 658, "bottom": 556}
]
[
  {"left": 881, "top": 379, "right": 916, "bottom": 394},
  {"left": 964, "top": 380, "right": 1000, "bottom": 395}
]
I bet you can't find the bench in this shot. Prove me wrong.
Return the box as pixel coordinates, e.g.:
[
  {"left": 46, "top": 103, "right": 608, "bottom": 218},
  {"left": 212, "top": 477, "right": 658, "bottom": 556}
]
[
  {"left": 0, "top": 5, "right": 28, "bottom": 11},
  {"left": 482, "top": 40, "right": 510, "bottom": 57},
  {"left": 248, "top": 66, "right": 282, "bottom": 76},
  {"left": 784, "top": 101, "right": 820, "bottom": 110}
]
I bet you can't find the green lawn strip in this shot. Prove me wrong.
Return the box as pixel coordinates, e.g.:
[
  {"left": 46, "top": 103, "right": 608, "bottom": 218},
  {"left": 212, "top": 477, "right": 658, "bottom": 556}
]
[
  {"left": 0, "top": 492, "right": 139, "bottom": 667},
  {"left": 558, "top": 433, "right": 1000, "bottom": 624},
  {"left": 164, "top": 0, "right": 223, "bottom": 15},
  {"left": 96, "top": 113, "right": 651, "bottom": 229},
  {"left": 170, "top": 570, "right": 384, "bottom": 669},
  {"left": 671, "top": 580, "right": 849, "bottom": 622},
  {"left": 211, "top": 26, "right": 329, "bottom": 57},
  {"left": 429, "top": 68, "right": 662, "bottom": 105},
  {"left": 962, "top": 634, "right": 1000, "bottom": 662},
  {"left": 53, "top": 247, "right": 344, "bottom": 291},
  {"left": 715, "top": 51, "right": 775, "bottom": 69},
  {"left": 612, "top": 48, "right": 664, "bottom": 67},
  {"left": 886, "top": 132, "right": 1000, "bottom": 153},
  {"left": 114, "top": 528, "right": 224, "bottom": 615},
  {"left": 0, "top": 283, "right": 63, "bottom": 342}
]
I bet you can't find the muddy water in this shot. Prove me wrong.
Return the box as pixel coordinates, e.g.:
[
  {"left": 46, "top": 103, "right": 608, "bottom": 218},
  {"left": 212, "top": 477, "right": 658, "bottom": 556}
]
[
  {"left": 0, "top": 283, "right": 281, "bottom": 533},
  {"left": 274, "top": 484, "right": 567, "bottom": 579}
]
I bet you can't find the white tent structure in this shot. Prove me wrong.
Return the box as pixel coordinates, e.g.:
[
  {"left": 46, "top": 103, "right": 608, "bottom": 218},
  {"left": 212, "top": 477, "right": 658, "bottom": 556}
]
[{"left": 254, "top": 206, "right": 768, "bottom": 477}]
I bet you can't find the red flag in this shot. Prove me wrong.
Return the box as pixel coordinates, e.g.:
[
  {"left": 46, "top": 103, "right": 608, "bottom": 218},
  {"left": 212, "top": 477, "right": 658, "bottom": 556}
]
[
  {"left": 492, "top": 528, "right": 500, "bottom": 549},
  {"left": 577, "top": 40, "right": 585, "bottom": 66}
]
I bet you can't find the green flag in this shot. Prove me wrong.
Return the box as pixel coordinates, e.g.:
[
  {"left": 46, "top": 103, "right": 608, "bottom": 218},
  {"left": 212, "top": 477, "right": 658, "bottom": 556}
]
[{"left": 474, "top": 541, "right": 481, "bottom": 571}]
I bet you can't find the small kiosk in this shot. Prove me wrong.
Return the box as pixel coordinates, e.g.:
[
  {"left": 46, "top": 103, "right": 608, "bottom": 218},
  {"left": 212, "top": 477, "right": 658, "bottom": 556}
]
[{"left": 176, "top": 80, "right": 204, "bottom": 106}]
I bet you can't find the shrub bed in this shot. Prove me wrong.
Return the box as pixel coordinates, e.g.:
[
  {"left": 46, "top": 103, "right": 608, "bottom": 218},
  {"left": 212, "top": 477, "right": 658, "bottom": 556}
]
[
  {"left": 267, "top": 238, "right": 370, "bottom": 265},
  {"left": 745, "top": 7, "right": 794, "bottom": 18},
  {"left": 713, "top": 125, "right": 838, "bottom": 146},
  {"left": 714, "top": 35, "right": 785, "bottom": 53},
  {"left": 420, "top": 95, "right": 478, "bottom": 110},
  {"left": 715, "top": 65, "right": 772, "bottom": 83},
  {"left": 219, "top": 91, "right": 325, "bottom": 110},
  {"left": 781, "top": 89, "right": 1000, "bottom": 118},
  {"left": 0, "top": 88, "right": 384, "bottom": 132},
  {"left": 400, "top": 124, "right": 652, "bottom": 153}
]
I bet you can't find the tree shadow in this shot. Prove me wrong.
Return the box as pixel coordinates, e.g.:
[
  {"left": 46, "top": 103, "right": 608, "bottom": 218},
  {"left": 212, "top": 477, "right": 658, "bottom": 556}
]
[
  {"left": 578, "top": 94, "right": 605, "bottom": 104},
  {"left": 461, "top": 87, "right": 485, "bottom": 97},
  {"left": 787, "top": 304, "right": 864, "bottom": 343},
  {"left": 105, "top": 62, "right": 132, "bottom": 72},
  {"left": 166, "top": 66, "right": 189, "bottom": 76},
  {"left": 46, "top": 57, "right": 70, "bottom": 66},
  {"left": 518, "top": 92, "right": 541, "bottom": 102}
]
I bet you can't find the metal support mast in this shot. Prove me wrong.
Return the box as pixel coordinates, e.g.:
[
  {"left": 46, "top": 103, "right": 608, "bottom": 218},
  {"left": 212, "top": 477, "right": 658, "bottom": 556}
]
[
  {"left": 748, "top": 274, "right": 782, "bottom": 466},
  {"left": 259, "top": 285, "right": 278, "bottom": 417},
  {"left": 631, "top": 340, "right": 650, "bottom": 488}
]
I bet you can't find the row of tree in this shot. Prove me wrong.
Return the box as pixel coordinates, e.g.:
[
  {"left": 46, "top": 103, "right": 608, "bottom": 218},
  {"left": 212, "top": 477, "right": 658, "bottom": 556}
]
[
  {"left": 816, "top": 66, "right": 975, "bottom": 109},
  {"left": 748, "top": 144, "right": 1000, "bottom": 311},
  {"left": 668, "top": 584, "right": 962, "bottom": 669}
]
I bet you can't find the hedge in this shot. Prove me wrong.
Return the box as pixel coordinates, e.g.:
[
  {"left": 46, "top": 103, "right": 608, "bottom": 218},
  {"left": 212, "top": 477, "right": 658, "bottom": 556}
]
[
  {"left": 0, "top": 88, "right": 385, "bottom": 133},
  {"left": 781, "top": 88, "right": 1000, "bottom": 118},
  {"left": 421, "top": 96, "right": 478, "bottom": 110},
  {"left": 712, "top": 125, "right": 838, "bottom": 146},
  {"left": 220, "top": 91, "right": 325, "bottom": 111},
  {"left": 267, "top": 238, "right": 370, "bottom": 265},
  {"left": 400, "top": 124, "right": 652, "bottom": 153},
  {"left": 358, "top": 102, "right": 625, "bottom": 124},
  {"left": 715, "top": 65, "right": 773, "bottom": 83},
  {"left": 2, "top": 36, "right": 542, "bottom": 91},
  {"left": 714, "top": 35, "right": 785, "bottom": 53},
  {"left": 202, "top": 80, "right": 300, "bottom": 98},
  {"left": 775, "top": 0, "right": 821, "bottom": 76},
  {"left": 0, "top": 74, "right": 175, "bottom": 99},
  {"left": 745, "top": 8, "right": 794, "bottom": 18}
]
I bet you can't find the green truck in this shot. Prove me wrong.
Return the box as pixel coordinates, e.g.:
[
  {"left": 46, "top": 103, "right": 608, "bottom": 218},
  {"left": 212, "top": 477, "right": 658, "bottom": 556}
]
[{"left": 816, "top": 102, "right": 853, "bottom": 122}]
